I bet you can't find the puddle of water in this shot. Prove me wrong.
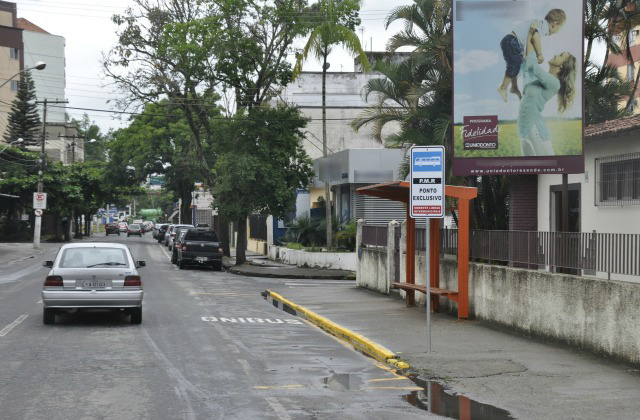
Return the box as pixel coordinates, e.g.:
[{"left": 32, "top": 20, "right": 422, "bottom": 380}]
[
  {"left": 405, "top": 376, "right": 514, "bottom": 420},
  {"left": 321, "top": 373, "right": 364, "bottom": 391}
]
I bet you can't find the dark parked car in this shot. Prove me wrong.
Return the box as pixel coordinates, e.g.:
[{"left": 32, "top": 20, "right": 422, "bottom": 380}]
[
  {"left": 105, "top": 223, "right": 120, "bottom": 236},
  {"left": 157, "top": 224, "right": 170, "bottom": 243},
  {"left": 176, "top": 229, "right": 223, "bottom": 270},
  {"left": 170, "top": 228, "right": 190, "bottom": 264},
  {"left": 153, "top": 223, "right": 167, "bottom": 239},
  {"left": 127, "top": 224, "right": 143, "bottom": 237}
]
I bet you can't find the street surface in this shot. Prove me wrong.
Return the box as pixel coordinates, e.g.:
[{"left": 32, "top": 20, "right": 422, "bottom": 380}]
[{"left": 0, "top": 235, "right": 428, "bottom": 420}]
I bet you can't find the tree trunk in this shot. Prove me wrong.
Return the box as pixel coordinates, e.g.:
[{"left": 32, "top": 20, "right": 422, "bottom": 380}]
[
  {"left": 322, "top": 49, "right": 332, "bottom": 249},
  {"left": 74, "top": 215, "right": 82, "bottom": 239},
  {"left": 235, "top": 216, "right": 247, "bottom": 265}
]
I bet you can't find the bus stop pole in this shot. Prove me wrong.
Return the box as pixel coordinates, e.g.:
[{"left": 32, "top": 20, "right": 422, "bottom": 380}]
[{"left": 426, "top": 219, "right": 431, "bottom": 353}]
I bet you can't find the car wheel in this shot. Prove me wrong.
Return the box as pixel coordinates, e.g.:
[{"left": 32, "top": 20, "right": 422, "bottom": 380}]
[
  {"left": 105, "top": 232, "right": 109, "bottom": 236},
  {"left": 130, "top": 307, "right": 142, "bottom": 324},
  {"left": 43, "top": 308, "right": 56, "bottom": 325},
  {"left": 171, "top": 253, "right": 177, "bottom": 264},
  {"left": 214, "top": 261, "right": 223, "bottom": 271},
  {"left": 178, "top": 259, "right": 186, "bottom": 269}
]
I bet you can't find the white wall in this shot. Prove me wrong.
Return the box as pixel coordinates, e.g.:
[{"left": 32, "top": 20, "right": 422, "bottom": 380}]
[
  {"left": 538, "top": 134, "right": 640, "bottom": 234},
  {"left": 22, "top": 30, "right": 66, "bottom": 123}
]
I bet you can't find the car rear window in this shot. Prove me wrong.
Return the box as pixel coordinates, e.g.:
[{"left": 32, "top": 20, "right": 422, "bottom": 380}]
[
  {"left": 59, "top": 248, "right": 130, "bottom": 268},
  {"left": 129, "top": 224, "right": 140, "bottom": 229},
  {"left": 185, "top": 230, "right": 219, "bottom": 241}
]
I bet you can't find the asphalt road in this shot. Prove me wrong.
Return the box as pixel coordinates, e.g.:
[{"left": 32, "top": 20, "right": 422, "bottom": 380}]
[{"left": 0, "top": 234, "right": 430, "bottom": 420}]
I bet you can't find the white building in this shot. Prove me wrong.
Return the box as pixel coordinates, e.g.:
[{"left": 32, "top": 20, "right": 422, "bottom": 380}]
[
  {"left": 536, "top": 115, "right": 640, "bottom": 281},
  {"left": 16, "top": 18, "right": 66, "bottom": 123}
]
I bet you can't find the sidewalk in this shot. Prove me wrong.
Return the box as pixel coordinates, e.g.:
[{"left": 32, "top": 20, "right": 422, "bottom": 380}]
[
  {"left": 0, "top": 242, "right": 55, "bottom": 266},
  {"left": 266, "top": 283, "right": 640, "bottom": 419},
  {"left": 223, "top": 250, "right": 354, "bottom": 280}
]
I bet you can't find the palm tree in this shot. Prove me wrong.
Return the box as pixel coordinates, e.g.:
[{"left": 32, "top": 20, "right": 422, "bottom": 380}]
[{"left": 293, "top": 0, "right": 370, "bottom": 249}]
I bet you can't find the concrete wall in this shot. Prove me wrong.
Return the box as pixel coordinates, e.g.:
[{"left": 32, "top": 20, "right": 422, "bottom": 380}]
[
  {"left": 434, "top": 260, "right": 640, "bottom": 365},
  {"left": 356, "top": 248, "right": 388, "bottom": 293},
  {"left": 247, "top": 238, "right": 267, "bottom": 255},
  {"left": 272, "top": 246, "right": 356, "bottom": 271}
]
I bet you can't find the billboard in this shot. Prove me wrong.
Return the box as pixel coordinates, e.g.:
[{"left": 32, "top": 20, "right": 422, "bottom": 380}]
[{"left": 453, "top": 0, "right": 584, "bottom": 175}]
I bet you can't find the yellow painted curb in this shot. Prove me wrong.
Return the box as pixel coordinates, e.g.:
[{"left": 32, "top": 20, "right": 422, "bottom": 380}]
[{"left": 268, "top": 290, "right": 401, "bottom": 365}]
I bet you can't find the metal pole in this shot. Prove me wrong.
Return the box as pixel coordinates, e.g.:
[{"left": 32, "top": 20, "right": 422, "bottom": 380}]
[
  {"left": 426, "top": 219, "right": 431, "bottom": 353},
  {"left": 33, "top": 99, "right": 47, "bottom": 249}
]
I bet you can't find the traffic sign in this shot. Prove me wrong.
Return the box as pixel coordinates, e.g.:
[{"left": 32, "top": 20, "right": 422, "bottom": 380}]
[
  {"left": 33, "top": 192, "right": 47, "bottom": 210},
  {"left": 34, "top": 209, "right": 43, "bottom": 217},
  {"left": 410, "top": 146, "right": 445, "bottom": 218}
]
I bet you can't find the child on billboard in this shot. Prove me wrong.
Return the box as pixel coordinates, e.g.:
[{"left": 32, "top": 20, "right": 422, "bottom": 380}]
[{"left": 497, "top": 9, "right": 566, "bottom": 102}]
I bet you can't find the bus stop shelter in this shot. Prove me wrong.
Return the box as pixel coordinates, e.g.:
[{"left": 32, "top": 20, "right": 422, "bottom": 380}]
[{"left": 356, "top": 181, "right": 477, "bottom": 319}]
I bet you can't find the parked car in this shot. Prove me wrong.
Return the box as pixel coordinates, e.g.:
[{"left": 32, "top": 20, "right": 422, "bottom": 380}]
[
  {"left": 105, "top": 223, "right": 120, "bottom": 236},
  {"left": 167, "top": 224, "right": 194, "bottom": 250},
  {"left": 170, "top": 228, "right": 190, "bottom": 264},
  {"left": 176, "top": 228, "right": 223, "bottom": 270},
  {"left": 118, "top": 222, "right": 128, "bottom": 233},
  {"left": 41, "top": 242, "right": 146, "bottom": 325},
  {"left": 152, "top": 224, "right": 167, "bottom": 239},
  {"left": 163, "top": 224, "right": 175, "bottom": 246},
  {"left": 157, "top": 224, "right": 170, "bottom": 243},
  {"left": 127, "top": 224, "right": 143, "bottom": 237}
]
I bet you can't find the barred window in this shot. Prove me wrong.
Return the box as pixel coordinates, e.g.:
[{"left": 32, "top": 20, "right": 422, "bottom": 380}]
[
  {"left": 596, "top": 152, "right": 640, "bottom": 206},
  {"left": 9, "top": 48, "right": 19, "bottom": 59}
]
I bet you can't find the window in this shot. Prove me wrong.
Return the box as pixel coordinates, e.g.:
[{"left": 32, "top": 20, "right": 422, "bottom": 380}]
[
  {"left": 596, "top": 152, "right": 640, "bottom": 206},
  {"left": 629, "top": 29, "right": 637, "bottom": 45},
  {"left": 9, "top": 48, "right": 18, "bottom": 59},
  {"left": 9, "top": 80, "right": 18, "bottom": 91}
]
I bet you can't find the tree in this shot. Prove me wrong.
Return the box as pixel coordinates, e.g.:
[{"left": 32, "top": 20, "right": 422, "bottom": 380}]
[
  {"left": 3, "top": 70, "right": 41, "bottom": 146},
  {"left": 70, "top": 113, "right": 110, "bottom": 162},
  {"left": 293, "top": 0, "right": 369, "bottom": 248},
  {"left": 213, "top": 105, "right": 314, "bottom": 264}
]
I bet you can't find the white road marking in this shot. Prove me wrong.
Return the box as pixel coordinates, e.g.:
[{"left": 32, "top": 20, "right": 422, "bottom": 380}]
[
  {"left": 0, "top": 263, "right": 43, "bottom": 284},
  {"left": 0, "top": 315, "right": 28, "bottom": 337},
  {"left": 263, "top": 397, "right": 292, "bottom": 420},
  {"left": 36, "top": 300, "right": 43, "bottom": 304},
  {"left": 237, "top": 359, "right": 252, "bottom": 376},
  {"left": 201, "top": 316, "right": 303, "bottom": 325},
  {"left": 227, "top": 344, "right": 240, "bottom": 354}
]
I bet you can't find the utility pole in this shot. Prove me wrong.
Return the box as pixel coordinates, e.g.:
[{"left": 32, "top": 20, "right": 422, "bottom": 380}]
[
  {"left": 59, "top": 134, "right": 88, "bottom": 164},
  {"left": 33, "top": 99, "right": 69, "bottom": 248}
]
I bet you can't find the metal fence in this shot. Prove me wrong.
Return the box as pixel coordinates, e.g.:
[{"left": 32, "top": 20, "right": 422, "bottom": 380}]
[
  {"left": 362, "top": 225, "right": 640, "bottom": 277},
  {"left": 361, "top": 225, "right": 388, "bottom": 247},
  {"left": 249, "top": 215, "right": 268, "bottom": 241}
]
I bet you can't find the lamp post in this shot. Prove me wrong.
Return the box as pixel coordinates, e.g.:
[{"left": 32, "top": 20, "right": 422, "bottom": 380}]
[
  {"left": 0, "top": 137, "right": 23, "bottom": 153},
  {"left": 0, "top": 61, "right": 46, "bottom": 89}
]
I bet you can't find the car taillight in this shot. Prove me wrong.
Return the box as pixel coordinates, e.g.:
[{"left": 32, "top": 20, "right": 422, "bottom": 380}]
[
  {"left": 124, "top": 276, "right": 141, "bottom": 286},
  {"left": 182, "top": 244, "right": 187, "bottom": 251},
  {"left": 44, "top": 276, "right": 63, "bottom": 287},
  {"left": 218, "top": 247, "right": 223, "bottom": 253},
  {"left": 175, "top": 243, "right": 179, "bottom": 250}
]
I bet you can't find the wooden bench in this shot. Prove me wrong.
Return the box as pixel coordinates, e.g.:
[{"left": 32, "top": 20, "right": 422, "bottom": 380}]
[{"left": 391, "top": 282, "right": 459, "bottom": 302}]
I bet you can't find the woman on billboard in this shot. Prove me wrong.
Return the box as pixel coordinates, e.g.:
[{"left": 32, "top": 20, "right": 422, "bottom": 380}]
[{"left": 517, "top": 49, "right": 577, "bottom": 156}]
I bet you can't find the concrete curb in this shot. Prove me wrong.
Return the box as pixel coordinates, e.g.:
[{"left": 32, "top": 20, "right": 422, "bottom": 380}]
[
  {"left": 265, "top": 290, "right": 410, "bottom": 370},
  {"left": 223, "top": 261, "right": 354, "bottom": 280}
]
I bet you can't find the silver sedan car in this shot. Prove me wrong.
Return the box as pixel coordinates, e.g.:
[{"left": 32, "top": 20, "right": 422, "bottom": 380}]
[{"left": 42, "top": 243, "right": 146, "bottom": 325}]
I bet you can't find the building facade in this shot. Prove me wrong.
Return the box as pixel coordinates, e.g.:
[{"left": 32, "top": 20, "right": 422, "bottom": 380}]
[{"left": 0, "top": 1, "right": 23, "bottom": 140}]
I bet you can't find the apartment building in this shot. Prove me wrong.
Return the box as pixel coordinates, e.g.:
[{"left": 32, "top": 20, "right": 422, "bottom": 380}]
[{"left": 0, "top": 1, "right": 23, "bottom": 140}]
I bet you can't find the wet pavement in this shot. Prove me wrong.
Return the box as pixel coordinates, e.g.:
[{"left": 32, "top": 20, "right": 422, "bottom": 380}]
[{"left": 265, "top": 282, "right": 640, "bottom": 419}]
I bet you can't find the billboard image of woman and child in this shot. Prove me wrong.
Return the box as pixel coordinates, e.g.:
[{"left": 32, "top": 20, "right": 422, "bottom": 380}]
[{"left": 453, "top": 0, "right": 583, "bottom": 175}]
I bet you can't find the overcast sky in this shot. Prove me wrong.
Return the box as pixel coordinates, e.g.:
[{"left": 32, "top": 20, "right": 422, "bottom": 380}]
[{"left": 15, "top": 0, "right": 414, "bottom": 134}]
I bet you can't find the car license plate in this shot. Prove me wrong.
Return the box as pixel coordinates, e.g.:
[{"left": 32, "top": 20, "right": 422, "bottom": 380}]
[
  {"left": 196, "top": 257, "right": 208, "bottom": 263},
  {"left": 77, "top": 280, "right": 111, "bottom": 289}
]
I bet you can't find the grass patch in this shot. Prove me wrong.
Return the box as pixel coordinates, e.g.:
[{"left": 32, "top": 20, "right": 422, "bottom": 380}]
[{"left": 454, "top": 119, "right": 582, "bottom": 158}]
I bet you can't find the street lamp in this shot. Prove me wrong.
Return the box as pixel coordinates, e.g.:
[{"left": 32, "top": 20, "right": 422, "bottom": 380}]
[
  {"left": 0, "top": 138, "right": 23, "bottom": 154},
  {"left": 0, "top": 61, "right": 46, "bottom": 89}
]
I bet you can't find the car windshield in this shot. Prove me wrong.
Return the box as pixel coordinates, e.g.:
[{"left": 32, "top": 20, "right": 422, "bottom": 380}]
[{"left": 59, "top": 248, "right": 130, "bottom": 268}]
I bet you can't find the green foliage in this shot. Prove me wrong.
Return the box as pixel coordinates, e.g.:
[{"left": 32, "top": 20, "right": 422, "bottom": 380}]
[
  {"left": 333, "top": 220, "right": 357, "bottom": 251},
  {"left": 3, "top": 70, "right": 41, "bottom": 146},
  {"left": 282, "top": 216, "right": 325, "bottom": 247},
  {"left": 285, "top": 242, "right": 305, "bottom": 250},
  {"left": 213, "top": 105, "right": 314, "bottom": 222},
  {"left": 70, "top": 113, "right": 110, "bottom": 162}
]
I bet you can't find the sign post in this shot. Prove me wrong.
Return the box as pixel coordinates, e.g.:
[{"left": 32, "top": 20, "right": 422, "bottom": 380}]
[
  {"left": 33, "top": 192, "right": 47, "bottom": 249},
  {"left": 410, "top": 146, "right": 445, "bottom": 353}
]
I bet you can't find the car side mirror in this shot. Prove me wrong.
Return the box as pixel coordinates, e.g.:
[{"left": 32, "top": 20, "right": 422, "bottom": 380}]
[
  {"left": 136, "top": 260, "right": 146, "bottom": 268},
  {"left": 43, "top": 261, "right": 53, "bottom": 268}
]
